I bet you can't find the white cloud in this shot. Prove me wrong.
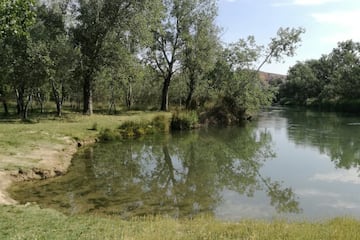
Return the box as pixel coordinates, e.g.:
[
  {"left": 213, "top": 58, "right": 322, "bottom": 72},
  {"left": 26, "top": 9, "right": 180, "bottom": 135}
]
[
  {"left": 273, "top": 0, "right": 340, "bottom": 7},
  {"left": 323, "top": 200, "right": 360, "bottom": 209},
  {"left": 311, "top": 168, "right": 360, "bottom": 185},
  {"left": 296, "top": 189, "right": 340, "bottom": 198},
  {"left": 312, "top": 9, "right": 360, "bottom": 43},
  {"left": 312, "top": 10, "right": 360, "bottom": 26},
  {"left": 293, "top": 0, "right": 341, "bottom": 5}
]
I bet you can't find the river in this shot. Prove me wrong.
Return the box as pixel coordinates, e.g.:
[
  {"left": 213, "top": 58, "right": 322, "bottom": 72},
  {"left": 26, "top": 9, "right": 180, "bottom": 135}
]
[{"left": 10, "top": 107, "right": 360, "bottom": 221}]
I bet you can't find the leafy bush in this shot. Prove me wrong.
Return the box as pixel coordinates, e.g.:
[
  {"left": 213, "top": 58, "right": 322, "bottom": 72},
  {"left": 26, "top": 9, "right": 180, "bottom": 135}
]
[
  {"left": 98, "top": 128, "right": 121, "bottom": 141},
  {"left": 171, "top": 111, "right": 199, "bottom": 130},
  {"left": 99, "top": 116, "right": 171, "bottom": 141},
  {"left": 152, "top": 115, "right": 170, "bottom": 133}
]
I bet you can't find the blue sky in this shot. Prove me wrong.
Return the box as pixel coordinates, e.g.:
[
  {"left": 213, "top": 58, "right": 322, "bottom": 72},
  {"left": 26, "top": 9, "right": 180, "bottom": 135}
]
[{"left": 216, "top": 0, "right": 360, "bottom": 74}]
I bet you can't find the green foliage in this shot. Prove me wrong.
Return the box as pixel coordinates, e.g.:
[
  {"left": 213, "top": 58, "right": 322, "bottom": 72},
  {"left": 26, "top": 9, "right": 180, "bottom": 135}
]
[
  {"left": 98, "top": 115, "right": 170, "bottom": 141},
  {"left": 0, "top": 0, "right": 303, "bottom": 120},
  {"left": 119, "top": 116, "right": 170, "bottom": 137},
  {"left": 99, "top": 128, "right": 122, "bottom": 141},
  {"left": 280, "top": 40, "right": 360, "bottom": 111},
  {"left": 170, "top": 111, "right": 199, "bottom": 130},
  {"left": 152, "top": 114, "right": 170, "bottom": 133},
  {"left": 0, "top": 0, "right": 36, "bottom": 39},
  {"left": 147, "top": 0, "right": 219, "bottom": 111},
  {"left": 201, "top": 27, "right": 304, "bottom": 124}
]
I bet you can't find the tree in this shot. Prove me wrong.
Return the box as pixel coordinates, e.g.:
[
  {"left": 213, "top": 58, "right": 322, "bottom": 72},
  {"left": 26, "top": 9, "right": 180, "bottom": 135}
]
[
  {"left": 0, "top": 0, "right": 36, "bottom": 117},
  {"left": 10, "top": 37, "right": 50, "bottom": 119},
  {"left": 0, "top": 40, "right": 12, "bottom": 115},
  {"left": 282, "top": 61, "right": 319, "bottom": 105},
  {"left": 72, "top": 0, "right": 159, "bottom": 115},
  {"left": 36, "top": 3, "right": 79, "bottom": 117},
  {"left": 0, "top": 0, "right": 36, "bottom": 39},
  {"left": 148, "top": 0, "right": 217, "bottom": 111},
  {"left": 257, "top": 27, "right": 305, "bottom": 72},
  {"left": 180, "top": 0, "right": 219, "bottom": 109},
  {"left": 98, "top": 26, "right": 153, "bottom": 112},
  {"left": 328, "top": 40, "right": 360, "bottom": 99},
  {"left": 280, "top": 40, "right": 360, "bottom": 109},
  {"left": 204, "top": 27, "right": 305, "bottom": 123}
]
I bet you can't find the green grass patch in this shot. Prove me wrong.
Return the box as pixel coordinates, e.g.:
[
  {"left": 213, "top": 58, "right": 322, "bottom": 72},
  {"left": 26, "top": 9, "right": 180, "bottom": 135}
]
[
  {"left": 1, "top": 204, "right": 360, "bottom": 240},
  {"left": 0, "top": 111, "right": 171, "bottom": 171}
]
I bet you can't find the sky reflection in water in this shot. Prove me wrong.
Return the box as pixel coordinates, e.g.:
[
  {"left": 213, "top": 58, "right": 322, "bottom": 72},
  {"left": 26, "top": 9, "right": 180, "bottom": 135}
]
[{"left": 10, "top": 108, "right": 360, "bottom": 220}]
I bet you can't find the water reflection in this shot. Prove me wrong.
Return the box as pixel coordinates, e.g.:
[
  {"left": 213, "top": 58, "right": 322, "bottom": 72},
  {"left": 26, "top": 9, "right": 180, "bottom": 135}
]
[
  {"left": 11, "top": 126, "right": 301, "bottom": 219},
  {"left": 281, "top": 109, "right": 360, "bottom": 170}
]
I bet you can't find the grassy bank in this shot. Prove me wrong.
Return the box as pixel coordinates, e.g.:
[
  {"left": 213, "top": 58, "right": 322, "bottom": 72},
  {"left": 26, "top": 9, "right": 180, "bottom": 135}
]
[
  {"left": 0, "top": 111, "right": 171, "bottom": 172},
  {"left": 1, "top": 204, "right": 360, "bottom": 240}
]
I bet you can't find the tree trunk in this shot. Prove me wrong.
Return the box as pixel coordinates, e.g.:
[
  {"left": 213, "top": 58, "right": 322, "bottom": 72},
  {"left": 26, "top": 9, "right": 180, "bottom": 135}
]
[
  {"left": 52, "top": 81, "right": 64, "bottom": 117},
  {"left": 185, "top": 77, "right": 196, "bottom": 110},
  {"left": 15, "top": 89, "right": 24, "bottom": 115},
  {"left": 56, "top": 102, "right": 62, "bottom": 117},
  {"left": 160, "top": 75, "right": 171, "bottom": 111},
  {"left": 2, "top": 99, "right": 9, "bottom": 115},
  {"left": 83, "top": 73, "right": 93, "bottom": 115},
  {"left": 0, "top": 94, "right": 9, "bottom": 115},
  {"left": 22, "top": 92, "right": 33, "bottom": 120},
  {"left": 126, "top": 83, "right": 132, "bottom": 110},
  {"left": 108, "top": 82, "right": 116, "bottom": 114}
]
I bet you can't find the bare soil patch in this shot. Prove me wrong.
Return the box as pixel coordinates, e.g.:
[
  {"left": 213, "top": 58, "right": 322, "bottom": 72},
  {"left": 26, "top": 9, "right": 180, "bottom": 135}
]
[{"left": 0, "top": 137, "right": 79, "bottom": 205}]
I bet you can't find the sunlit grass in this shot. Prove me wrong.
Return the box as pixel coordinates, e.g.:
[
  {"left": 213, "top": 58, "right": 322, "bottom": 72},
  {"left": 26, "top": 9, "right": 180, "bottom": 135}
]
[
  {"left": 1, "top": 204, "right": 360, "bottom": 240},
  {"left": 0, "top": 111, "right": 171, "bottom": 171}
]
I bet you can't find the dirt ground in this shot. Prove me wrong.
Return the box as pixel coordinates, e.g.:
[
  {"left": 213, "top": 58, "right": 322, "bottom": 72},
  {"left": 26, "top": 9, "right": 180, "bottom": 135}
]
[{"left": 0, "top": 137, "right": 78, "bottom": 205}]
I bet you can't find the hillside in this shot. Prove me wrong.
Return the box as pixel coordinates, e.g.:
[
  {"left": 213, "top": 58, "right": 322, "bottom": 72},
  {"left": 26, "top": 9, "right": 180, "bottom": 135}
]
[{"left": 258, "top": 71, "right": 286, "bottom": 83}]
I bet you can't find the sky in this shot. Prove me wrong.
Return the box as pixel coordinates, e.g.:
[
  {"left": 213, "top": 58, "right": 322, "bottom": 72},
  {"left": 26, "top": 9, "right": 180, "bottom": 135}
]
[{"left": 216, "top": 0, "right": 360, "bottom": 74}]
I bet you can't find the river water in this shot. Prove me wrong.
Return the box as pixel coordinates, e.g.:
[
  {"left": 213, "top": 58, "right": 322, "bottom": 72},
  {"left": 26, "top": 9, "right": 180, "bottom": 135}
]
[{"left": 10, "top": 107, "right": 360, "bottom": 220}]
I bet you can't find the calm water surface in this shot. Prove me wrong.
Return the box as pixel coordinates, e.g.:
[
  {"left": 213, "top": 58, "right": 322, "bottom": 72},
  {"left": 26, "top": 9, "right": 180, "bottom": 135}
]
[{"left": 10, "top": 107, "right": 360, "bottom": 220}]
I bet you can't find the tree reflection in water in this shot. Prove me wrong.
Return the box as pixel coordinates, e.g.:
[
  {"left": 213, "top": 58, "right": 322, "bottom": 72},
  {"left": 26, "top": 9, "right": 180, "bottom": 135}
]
[
  {"left": 11, "top": 126, "right": 301, "bottom": 219},
  {"left": 282, "top": 109, "right": 360, "bottom": 170}
]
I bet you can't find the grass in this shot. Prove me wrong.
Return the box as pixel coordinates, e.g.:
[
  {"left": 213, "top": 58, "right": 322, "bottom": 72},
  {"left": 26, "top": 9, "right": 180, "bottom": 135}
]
[
  {"left": 0, "top": 111, "right": 171, "bottom": 171},
  {"left": 1, "top": 204, "right": 360, "bottom": 240}
]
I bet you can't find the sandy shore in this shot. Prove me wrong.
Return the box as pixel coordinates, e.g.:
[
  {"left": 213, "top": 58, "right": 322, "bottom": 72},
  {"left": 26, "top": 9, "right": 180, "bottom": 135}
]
[{"left": 0, "top": 137, "right": 79, "bottom": 205}]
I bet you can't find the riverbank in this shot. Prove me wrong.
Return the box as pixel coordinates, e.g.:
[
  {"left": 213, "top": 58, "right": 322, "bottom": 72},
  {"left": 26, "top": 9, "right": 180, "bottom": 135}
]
[
  {"left": 0, "top": 135, "right": 77, "bottom": 205},
  {"left": 0, "top": 112, "right": 171, "bottom": 205},
  {"left": 1, "top": 204, "right": 360, "bottom": 239}
]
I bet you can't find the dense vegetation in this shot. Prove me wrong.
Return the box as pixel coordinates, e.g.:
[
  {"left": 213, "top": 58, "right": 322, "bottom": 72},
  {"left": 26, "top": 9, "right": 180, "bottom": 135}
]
[
  {"left": 279, "top": 40, "right": 360, "bottom": 112},
  {"left": 0, "top": 0, "right": 304, "bottom": 123}
]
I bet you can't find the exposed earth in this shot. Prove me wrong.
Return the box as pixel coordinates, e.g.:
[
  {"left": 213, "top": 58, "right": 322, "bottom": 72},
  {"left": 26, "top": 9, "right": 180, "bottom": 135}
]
[{"left": 0, "top": 137, "right": 78, "bottom": 205}]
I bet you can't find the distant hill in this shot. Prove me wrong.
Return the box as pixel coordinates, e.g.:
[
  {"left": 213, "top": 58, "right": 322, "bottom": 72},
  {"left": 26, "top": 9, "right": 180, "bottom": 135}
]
[{"left": 258, "top": 71, "right": 286, "bottom": 84}]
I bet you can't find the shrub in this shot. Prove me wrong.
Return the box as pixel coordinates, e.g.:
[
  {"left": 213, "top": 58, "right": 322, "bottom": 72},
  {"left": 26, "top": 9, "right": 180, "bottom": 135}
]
[
  {"left": 98, "top": 115, "right": 172, "bottom": 142},
  {"left": 98, "top": 128, "right": 121, "bottom": 141},
  {"left": 118, "top": 116, "right": 170, "bottom": 138},
  {"left": 171, "top": 111, "right": 199, "bottom": 131},
  {"left": 152, "top": 115, "right": 170, "bottom": 133}
]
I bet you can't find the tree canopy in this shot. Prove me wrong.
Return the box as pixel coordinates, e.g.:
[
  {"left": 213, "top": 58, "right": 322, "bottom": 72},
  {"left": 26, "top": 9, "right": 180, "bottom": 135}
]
[
  {"left": 0, "top": 0, "right": 305, "bottom": 122},
  {"left": 280, "top": 40, "right": 360, "bottom": 111}
]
